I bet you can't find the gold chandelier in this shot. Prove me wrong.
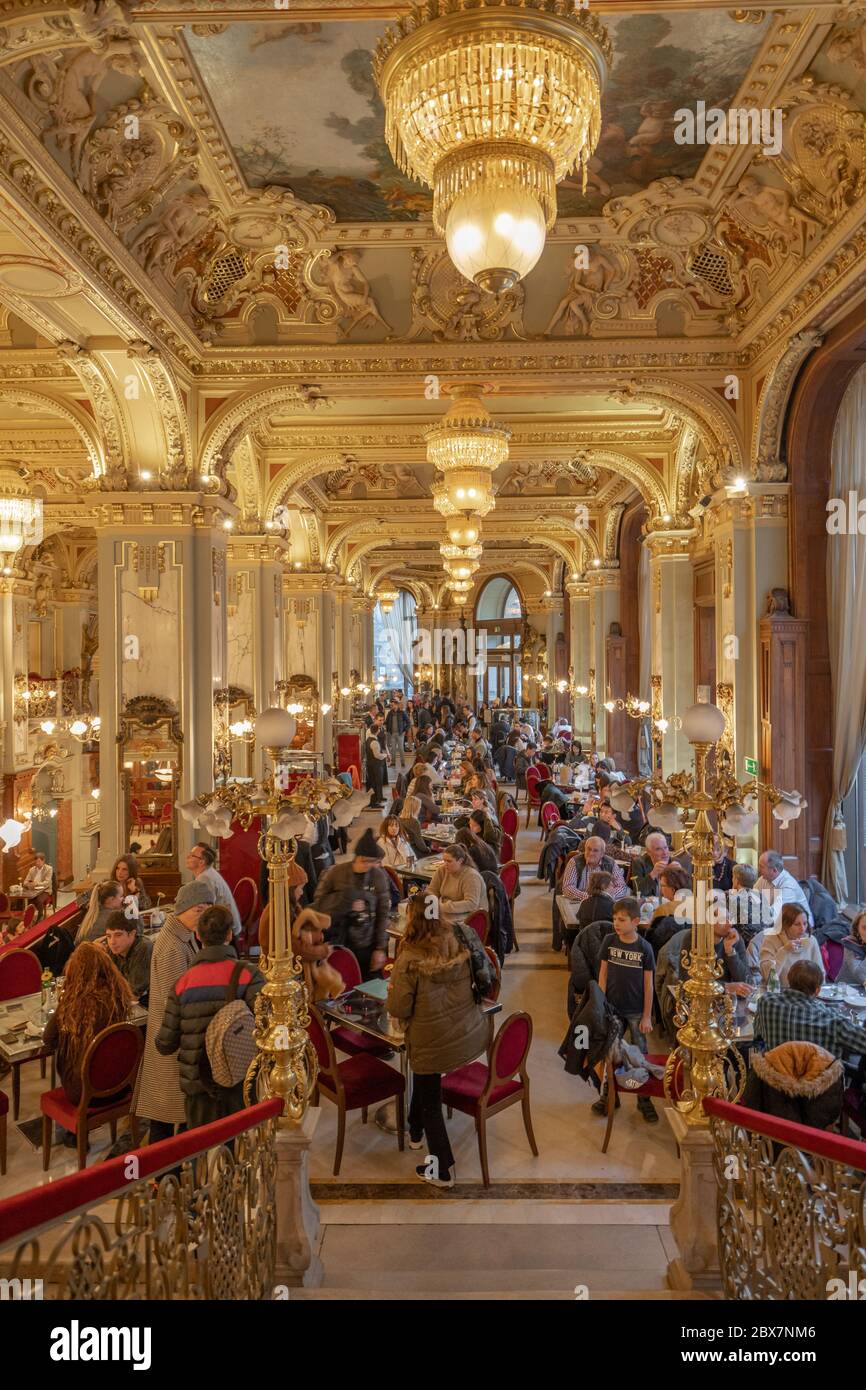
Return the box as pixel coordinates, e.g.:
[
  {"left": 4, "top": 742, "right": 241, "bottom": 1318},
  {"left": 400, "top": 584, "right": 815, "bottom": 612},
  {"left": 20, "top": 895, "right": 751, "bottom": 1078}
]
[
  {"left": 427, "top": 384, "right": 510, "bottom": 520},
  {"left": 374, "top": 0, "right": 610, "bottom": 291},
  {"left": 377, "top": 586, "right": 399, "bottom": 614}
]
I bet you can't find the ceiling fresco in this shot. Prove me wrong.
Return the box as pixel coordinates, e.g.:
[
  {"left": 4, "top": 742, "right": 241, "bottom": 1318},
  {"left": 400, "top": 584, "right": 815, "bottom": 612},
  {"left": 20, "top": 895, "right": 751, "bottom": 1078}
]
[{"left": 184, "top": 8, "right": 768, "bottom": 223}]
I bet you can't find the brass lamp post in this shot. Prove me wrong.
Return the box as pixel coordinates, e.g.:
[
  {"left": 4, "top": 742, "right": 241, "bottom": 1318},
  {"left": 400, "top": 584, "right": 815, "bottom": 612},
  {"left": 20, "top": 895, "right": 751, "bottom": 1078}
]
[
  {"left": 178, "top": 707, "right": 368, "bottom": 1123},
  {"left": 609, "top": 701, "right": 806, "bottom": 1126}
]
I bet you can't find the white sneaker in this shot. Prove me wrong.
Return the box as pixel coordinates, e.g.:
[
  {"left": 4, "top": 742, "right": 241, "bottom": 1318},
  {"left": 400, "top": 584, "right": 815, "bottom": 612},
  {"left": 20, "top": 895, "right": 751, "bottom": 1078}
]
[{"left": 416, "top": 1162, "right": 455, "bottom": 1188}]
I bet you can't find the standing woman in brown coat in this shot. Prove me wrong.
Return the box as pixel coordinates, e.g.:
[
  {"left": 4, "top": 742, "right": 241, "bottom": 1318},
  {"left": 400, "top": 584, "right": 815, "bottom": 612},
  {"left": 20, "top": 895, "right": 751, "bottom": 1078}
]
[
  {"left": 133, "top": 880, "right": 214, "bottom": 1143},
  {"left": 387, "top": 894, "right": 489, "bottom": 1188}
]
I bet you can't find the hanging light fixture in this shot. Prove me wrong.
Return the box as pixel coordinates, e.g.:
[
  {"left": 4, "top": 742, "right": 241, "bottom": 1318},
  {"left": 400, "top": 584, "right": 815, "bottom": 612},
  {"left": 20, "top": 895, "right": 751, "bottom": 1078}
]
[
  {"left": 440, "top": 540, "right": 482, "bottom": 583},
  {"left": 427, "top": 384, "right": 510, "bottom": 522},
  {"left": 377, "top": 587, "right": 399, "bottom": 615},
  {"left": 374, "top": 0, "right": 610, "bottom": 292},
  {"left": 445, "top": 516, "right": 481, "bottom": 547},
  {"left": 0, "top": 468, "right": 43, "bottom": 555}
]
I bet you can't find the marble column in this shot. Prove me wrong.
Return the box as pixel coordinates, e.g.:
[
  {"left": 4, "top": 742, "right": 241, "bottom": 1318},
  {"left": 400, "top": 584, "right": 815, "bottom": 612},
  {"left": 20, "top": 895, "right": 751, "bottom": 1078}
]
[
  {"left": 711, "top": 486, "right": 790, "bottom": 861},
  {"left": 646, "top": 533, "right": 695, "bottom": 775},
  {"left": 566, "top": 578, "right": 591, "bottom": 744},
  {"left": 282, "top": 575, "right": 335, "bottom": 761},
  {"left": 55, "top": 588, "right": 98, "bottom": 881},
  {"left": 227, "top": 534, "right": 287, "bottom": 778},
  {"left": 350, "top": 594, "right": 372, "bottom": 686},
  {"left": 543, "top": 594, "right": 566, "bottom": 722},
  {"left": 93, "top": 493, "right": 233, "bottom": 875},
  {"left": 587, "top": 567, "right": 620, "bottom": 759},
  {"left": 0, "top": 573, "right": 30, "bottom": 778}
]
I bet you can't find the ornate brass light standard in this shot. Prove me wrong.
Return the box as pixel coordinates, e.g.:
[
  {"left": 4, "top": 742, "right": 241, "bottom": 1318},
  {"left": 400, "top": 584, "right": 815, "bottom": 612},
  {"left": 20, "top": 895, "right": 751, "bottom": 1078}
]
[
  {"left": 609, "top": 701, "right": 806, "bottom": 1126},
  {"left": 178, "top": 707, "right": 369, "bottom": 1122}
]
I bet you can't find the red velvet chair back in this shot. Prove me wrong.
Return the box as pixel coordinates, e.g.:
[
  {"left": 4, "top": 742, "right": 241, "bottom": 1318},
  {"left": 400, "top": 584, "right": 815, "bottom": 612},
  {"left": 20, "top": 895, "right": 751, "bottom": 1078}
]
[
  {"left": 328, "top": 946, "right": 362, "bottom": 993},
  {"left": 525, "top": 768, "right": 541, "bottom": 806},
  {"left": 0, "top": 948, "right": 42, "bottom": 1002},
  {"left": 160, "top": 803, "right": 172, "bottom": 822},
  {"left": 541, "top": 802, "right": 561, "bottom": 831},
  {"left": 22, "top": 904, "right": 37, "bottom": 931},
  {"left": 233, "top": 876, "right": 259, "bottom": 931},
  {"left": 82, "top": 1023, "right": 144, "bottom": 1101},
  {"left": 466, "top": 910, "right": 489, "bottom": 946},
  {"left": 535, "top": 762, "right": 551, "bottom": 780},
  {"left": 500, "top": 833, "right": 514, "bottom": 864},
  {"left": 499, "top": 861, "right": 519, "bottom": 904},
  {"left": 489, "top": 1011, "right": 533, "bottom": 1087},
  {"left": 500, "top": 807, "right": 518, "bottom": 839}
]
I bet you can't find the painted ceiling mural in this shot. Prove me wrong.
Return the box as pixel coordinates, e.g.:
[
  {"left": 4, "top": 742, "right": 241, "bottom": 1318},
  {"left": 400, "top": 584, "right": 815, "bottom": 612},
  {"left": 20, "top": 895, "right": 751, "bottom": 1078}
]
[{"left": 185, "top": 9, "right": 769, "bottom": 223}]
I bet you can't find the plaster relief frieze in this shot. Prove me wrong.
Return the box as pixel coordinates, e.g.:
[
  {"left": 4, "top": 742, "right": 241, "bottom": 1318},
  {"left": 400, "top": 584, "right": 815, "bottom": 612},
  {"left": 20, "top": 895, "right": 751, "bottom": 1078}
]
[
  {"left": 751, "top": 327, "right": 823, "bottom": 481},
  {"left": 25, "top": 31, "right": 143, "bottom": 179},
  {"left": 774, "top": 76, "right": 866, "bottom": 227},
  {"left": 81, "top": 95, "right": 198, "bottom": 235}
]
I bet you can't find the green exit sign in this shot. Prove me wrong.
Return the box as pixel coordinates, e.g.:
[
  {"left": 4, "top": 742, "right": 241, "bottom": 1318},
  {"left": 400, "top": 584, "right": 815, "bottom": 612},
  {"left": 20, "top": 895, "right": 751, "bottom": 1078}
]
[{"left": 744, "top": 757, "right": 759, "bottom": 776}]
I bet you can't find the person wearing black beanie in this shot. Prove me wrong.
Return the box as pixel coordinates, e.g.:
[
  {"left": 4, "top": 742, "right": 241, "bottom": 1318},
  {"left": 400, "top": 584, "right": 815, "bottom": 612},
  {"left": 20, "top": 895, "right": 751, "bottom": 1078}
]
[{"left": 313, "top": 826, "right": 390, "bottom": 979}]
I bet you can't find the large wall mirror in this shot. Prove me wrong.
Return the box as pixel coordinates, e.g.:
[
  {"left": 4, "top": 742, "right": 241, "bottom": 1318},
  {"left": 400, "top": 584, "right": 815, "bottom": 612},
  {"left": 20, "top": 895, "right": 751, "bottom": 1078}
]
[{"left": 118, "top": 695, "right": 182, "bottom": 869}]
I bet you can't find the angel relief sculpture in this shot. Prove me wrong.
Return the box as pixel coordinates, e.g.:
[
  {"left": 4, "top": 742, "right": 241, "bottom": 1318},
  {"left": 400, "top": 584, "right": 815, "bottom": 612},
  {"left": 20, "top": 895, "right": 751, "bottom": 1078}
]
[
  {"left": 130, "top": 186, "right": 214, "bottom": 276},
  {"left": 323, "top": 251, "right": 389, "bottom": 335},
  {"left": 28, "top": 42, "right": 141, "bottom": 176},
  {"left": 544, "top": 248, "right": 619, "bottom": 337},
  {"left": 724, "top": 173, "right": 821, "bottom": 258}
]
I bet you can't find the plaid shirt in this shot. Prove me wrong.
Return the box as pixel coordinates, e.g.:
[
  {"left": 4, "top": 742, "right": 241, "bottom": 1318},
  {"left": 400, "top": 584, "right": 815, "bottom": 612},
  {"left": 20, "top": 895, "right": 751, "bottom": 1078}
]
[
  {"left": 562, "top": 855, "right": 627, "bottom": 904},
  {"left": 754, "top": 988, "right": 866, "bottom": 1056}
]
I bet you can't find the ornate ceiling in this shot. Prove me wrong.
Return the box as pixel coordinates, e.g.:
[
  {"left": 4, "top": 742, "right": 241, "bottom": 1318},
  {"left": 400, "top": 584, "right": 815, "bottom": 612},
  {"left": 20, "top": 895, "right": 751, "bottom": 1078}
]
[{"left": 0, "top": 0, "right": 863, "bottom": 604}]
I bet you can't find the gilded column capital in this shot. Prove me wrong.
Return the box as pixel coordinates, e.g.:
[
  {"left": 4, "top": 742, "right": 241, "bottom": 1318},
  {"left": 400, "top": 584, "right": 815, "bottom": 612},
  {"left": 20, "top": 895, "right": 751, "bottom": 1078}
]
[
  {"left": 586, "top": 564, "right": 622, "bottom": 589},
  {"left": 227, "top": 535, "right": 289, "bottom": 564},
  {"left": 566, "top": 578, "right": 590, "bottom": 600},
  {"left": 90, "top": 491, "right": 238, "bottom": 533},
  {"left": 643, "top": 529, "right": 694, "bottom": 559}
]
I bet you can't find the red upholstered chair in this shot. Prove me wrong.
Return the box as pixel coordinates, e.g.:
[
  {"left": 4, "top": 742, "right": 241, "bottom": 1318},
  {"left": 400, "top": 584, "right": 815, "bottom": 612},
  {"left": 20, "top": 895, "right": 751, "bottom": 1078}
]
[
  {"left": 0, "top": 946, "right": 42, "bottom": 1002},
  {"left": 466, "top": 909, "right": 490, "bottom": 947},
  {"left": 483, "top": 946, "right": 502, "bottom": 1002},
  {"left": 41, "top": 1022, "right": 144, "bottom": 1171},
  {"left": 21, "top": 904, "right": 37, "bottom": 932},
  {"left": 535, "top": 762, "right": 552, "bottom": 780},
  {"left": 500, "top": 807, "right": 518, "bottom": 841},
  {"left": 0, "top": 1088, "right": 7, "bottom": 1175},
  {"left": 442, "top": 1011, "right": 537, "bottom": 1186},
  {"left": 540, "top": 801, "right": 561, "bottom": 836},
  {"left": 325, "top": 948, "right": 394, "bottom": 1059},
  {"left": 524, "top": 767, "right": 542, "bottom": 827},
  {"left": 160, "top": 802, "right": 172, "bottom": 823},
  {"left": 308, "top": 1007, "right": 405, "bottom": 1175},
  {"left": 0, "top": 947, "right": 45, "bottom": 1121},
  {"left": 232, "top": 876, "right": 260, "bottom": 952},
  {"left": 601, "top": 1051, "right": 680, "bottom": 1153}
]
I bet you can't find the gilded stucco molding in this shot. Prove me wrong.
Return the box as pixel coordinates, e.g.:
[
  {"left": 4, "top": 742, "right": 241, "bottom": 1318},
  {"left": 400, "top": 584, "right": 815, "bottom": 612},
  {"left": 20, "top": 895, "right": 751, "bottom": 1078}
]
[
  {"left": 750, "top": 327, "right": 823, "bottom": 481},
  {"left": 56, "top": 340, "right": 129, "bottom": 477},
  {"left": 126, "top": 338, "right": 193, "bottom": 485},
  {"left": 197, "top": 383, "right": 330, "bottom": 480},
  {"left": 0, "top": 382, "right": 102, "bottom": 474}
]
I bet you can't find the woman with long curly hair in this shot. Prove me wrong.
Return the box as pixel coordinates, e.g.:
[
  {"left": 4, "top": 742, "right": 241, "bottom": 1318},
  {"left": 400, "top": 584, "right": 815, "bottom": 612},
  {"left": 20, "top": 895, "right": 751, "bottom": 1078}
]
[{"left": 43, "top": 943, "right": 134, "bottom": 1142}]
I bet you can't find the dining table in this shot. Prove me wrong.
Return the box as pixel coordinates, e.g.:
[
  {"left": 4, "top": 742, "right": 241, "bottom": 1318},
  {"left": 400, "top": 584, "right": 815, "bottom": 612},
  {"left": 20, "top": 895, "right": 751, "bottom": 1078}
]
[{"left": 318, "top": 985, "right": 502, "bottom": 1136}]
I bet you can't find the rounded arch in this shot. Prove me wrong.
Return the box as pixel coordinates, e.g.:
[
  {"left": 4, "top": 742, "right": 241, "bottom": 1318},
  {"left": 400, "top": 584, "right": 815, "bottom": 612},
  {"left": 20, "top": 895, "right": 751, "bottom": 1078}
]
[
  {"left": 588, "top": 449, "right": 671, "bottom": 517},
  {"left": 0, "top": 386, "right": 102, "bottom": 475},
  {"left": 608, "top": 380, "right": 745, "bottom": 508},
  {"left": 198, "top": 384, "right": 327, "bottom": 480},
  {"left": 475, "top": 573, "right": 525, "bottom": 621}
]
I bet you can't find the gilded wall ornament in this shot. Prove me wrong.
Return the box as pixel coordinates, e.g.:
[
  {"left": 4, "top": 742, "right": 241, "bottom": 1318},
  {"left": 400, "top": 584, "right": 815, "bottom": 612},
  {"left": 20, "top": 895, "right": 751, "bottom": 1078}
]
[
  {"left": 81, "top": 98, "right": 198, "bottom": 233},
  {"left": 407, "top": 248, "right": 526, "bottom": 342},
  {"left": 544, "top": 247, "right": 626, "bottom": 337},
  {"left": 318, "top": 250, "right": 389, "bottom": 337}
]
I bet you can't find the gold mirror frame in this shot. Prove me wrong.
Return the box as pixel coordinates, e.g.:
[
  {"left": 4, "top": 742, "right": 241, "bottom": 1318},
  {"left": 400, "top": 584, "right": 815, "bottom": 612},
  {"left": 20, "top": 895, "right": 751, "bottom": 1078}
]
[{"left": 118, "top": 695, "right": 183, "bottom": 868}]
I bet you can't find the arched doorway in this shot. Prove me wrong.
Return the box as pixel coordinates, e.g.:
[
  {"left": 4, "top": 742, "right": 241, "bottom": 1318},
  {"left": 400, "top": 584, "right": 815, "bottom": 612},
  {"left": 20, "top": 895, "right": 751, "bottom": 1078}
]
[
  {"left": 373, "top": 588, "right": 417, "bottom": 695},
  {"left": 475, "top": 577, "right": 523, "bottom": 705}
]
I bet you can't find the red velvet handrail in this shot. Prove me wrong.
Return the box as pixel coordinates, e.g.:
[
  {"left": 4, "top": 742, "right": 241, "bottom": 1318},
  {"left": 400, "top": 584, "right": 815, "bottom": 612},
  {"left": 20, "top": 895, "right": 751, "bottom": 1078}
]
[
  {"left": 0, "top": 1097, "right": 282, "bottom": 1247},
  {"left": 705, "top": 1096, "right": 866, "bottom": 1172},
  {"left": 0, "top": 900, "right": 82, "bottom": 962}
]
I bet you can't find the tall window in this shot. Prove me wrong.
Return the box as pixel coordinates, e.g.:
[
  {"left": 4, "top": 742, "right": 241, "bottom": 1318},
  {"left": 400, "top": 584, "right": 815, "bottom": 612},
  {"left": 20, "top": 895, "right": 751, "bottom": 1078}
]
[
  {"left": 474, "top": 577, "right": 523, "bottom": 706},
  {"left": 373, "top": 589, "right": 417, "bottom": 695}
]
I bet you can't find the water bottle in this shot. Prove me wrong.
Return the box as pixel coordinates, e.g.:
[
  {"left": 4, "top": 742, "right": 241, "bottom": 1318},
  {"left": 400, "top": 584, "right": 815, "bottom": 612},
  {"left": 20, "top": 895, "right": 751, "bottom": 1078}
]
[{"left": 767, "top": 964, "right": 780, "bottom": 994}]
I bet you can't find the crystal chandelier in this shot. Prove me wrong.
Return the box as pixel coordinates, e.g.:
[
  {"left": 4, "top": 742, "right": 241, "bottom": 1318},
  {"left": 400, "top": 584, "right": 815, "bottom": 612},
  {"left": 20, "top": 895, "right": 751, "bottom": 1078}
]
[
  {"left": 377, "top": 587, "right": 399, "bottom": 614},
  {"left": 440, "top": 540, "right": 482, "bottom": 583},
  {"left": 0, "top": 468, "right": 43, "bottom": 554},
  {"left": 374, "top": 0, "right": 610, "bottom": 292},
  {"left": 427, "top": 385, "right": 510, "bottom": 521}
]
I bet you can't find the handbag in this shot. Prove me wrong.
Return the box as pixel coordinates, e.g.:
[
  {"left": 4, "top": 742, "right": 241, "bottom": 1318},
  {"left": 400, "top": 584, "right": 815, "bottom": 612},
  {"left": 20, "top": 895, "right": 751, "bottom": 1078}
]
[
  {"left": 204, "top": 961, "right": 256, "bottom": 1089},
  {"left": 453, "top": 921, "right": 496, "bottom": 1002}
]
